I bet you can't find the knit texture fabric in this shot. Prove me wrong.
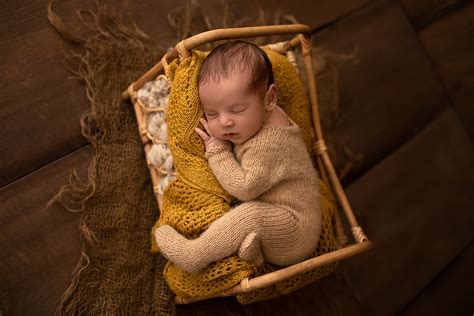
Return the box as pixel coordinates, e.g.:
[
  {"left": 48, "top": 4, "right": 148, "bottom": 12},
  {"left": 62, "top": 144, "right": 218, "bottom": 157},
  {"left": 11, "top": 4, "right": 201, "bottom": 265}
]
[
  {"left": 155, "top": 121, "right": 322, "bottom": 273},
  {"left": 238, "top": 178, "right": 339, "bottom": 304},
  {"left": 152, "top": 48, "right": 340, "bottom": 303},
  {"left": 208, "top": 122, "right": 322, "bottom": 264},
  {"left": 47, "top": 6, "right": 174, "bottom": 315}
]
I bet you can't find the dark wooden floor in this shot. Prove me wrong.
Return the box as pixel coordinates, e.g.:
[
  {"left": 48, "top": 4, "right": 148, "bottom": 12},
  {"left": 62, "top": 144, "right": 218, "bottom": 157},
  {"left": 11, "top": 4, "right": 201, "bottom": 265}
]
[{"left": 1, "top": 0, "right": 473, "bottom": 315}]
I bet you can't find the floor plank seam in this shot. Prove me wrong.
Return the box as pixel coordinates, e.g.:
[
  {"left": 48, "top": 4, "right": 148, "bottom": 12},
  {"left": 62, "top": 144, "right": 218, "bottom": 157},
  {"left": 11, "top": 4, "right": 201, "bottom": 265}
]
[
  {"left": 396, "top": 237, "right": 474, "bottom": 314},
  {"left": 410, "top": 0, "right": 473, "bottom": 31},
  {"left": 340, "top": 108, "right": 446, "bottom": 188},
  {"left": 0, "top": 143, "right": 91, "bottom": 191},
  {"left": 310, "top": 0, "right": 386, "bottom": 34}
]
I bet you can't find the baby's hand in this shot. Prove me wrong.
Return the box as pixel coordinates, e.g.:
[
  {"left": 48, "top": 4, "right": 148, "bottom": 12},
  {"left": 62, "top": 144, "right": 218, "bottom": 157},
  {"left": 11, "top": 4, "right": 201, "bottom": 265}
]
[{"left": 195, "top": 118, "right": 228, "bottom": 151}]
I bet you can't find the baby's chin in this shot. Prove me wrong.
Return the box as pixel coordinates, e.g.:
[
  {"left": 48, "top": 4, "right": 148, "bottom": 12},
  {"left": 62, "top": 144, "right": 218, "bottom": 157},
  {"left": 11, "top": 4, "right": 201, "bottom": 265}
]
[
  {"left": 230, "top": 139, "right": 245, "bottom": 145},
  {"left": 216, "top": 136, "right": 246, "bottom": 145}
]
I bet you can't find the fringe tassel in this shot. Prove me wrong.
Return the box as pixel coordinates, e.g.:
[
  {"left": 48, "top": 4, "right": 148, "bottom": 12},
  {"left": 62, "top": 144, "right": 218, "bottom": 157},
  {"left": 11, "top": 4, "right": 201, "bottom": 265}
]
[{"left": 47, "top": 3, "right": 173, "bottom": 314}]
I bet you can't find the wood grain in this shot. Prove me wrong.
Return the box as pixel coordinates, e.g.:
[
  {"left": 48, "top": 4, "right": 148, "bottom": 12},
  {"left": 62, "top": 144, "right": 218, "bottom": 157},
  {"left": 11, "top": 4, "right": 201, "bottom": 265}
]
[
  {"left": 0, "top": 145, "right": 91, "bottom": 315},
  {"left": 0, "top": 0, "right": 94, "bottom": 187}
]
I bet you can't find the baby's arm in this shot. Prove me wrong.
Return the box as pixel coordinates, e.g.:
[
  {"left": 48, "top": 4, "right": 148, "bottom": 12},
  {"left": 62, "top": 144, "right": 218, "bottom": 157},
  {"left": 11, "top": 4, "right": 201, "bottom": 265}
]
[
  {"left": 195, "top": 118, "right": 283, "bottom": 201},
  {"left": 205, "top": 143, "right": 283, "bottom": 201}
]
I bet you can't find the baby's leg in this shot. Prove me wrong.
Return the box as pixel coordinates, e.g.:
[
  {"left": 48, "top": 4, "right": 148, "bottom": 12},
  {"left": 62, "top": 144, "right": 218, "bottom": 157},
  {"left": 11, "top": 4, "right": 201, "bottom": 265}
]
[
  {"left": 155, "top": 202, "right": 265, "bottom": 273},
  {"left": 261, "top": 205, "right": 319, "bottom": 266}
]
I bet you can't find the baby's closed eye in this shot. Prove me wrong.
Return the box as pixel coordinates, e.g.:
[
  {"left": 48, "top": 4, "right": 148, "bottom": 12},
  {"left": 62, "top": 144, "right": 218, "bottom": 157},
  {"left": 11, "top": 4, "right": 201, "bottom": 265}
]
[
  {"left": 205, "top": 111, "right": 218, "bottom": 117},
  {"left": 231, "top": 107, "right": 247, "bottom": 113}
]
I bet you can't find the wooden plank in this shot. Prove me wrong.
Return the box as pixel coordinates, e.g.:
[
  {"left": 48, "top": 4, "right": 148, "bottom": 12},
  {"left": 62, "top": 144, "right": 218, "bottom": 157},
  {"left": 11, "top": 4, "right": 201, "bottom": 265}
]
[
  {"left": 0, "top": 145, "right": 92, "bottom": 315},
  {"left": 0, "top": 0, "right": 94, "bottom": 187},
  {"left": 0, "top": 44, "right": 89, "bottom": 187},
  {"left": 419, "top": 3, "right": 474, "bottom": 140},
  {"left": 310, "top": 1, "right": 447, "bottom": 184},
  {"left": 400, "top": 241, "right": 474, "bottom": 315},
  {"left": 341, "top": 108, "right": 474, "bottom": 315},
  {"left": 398, "top": 0, "right": 470, "bottom": 29},
  {"left": 0, "top": 0, "right": 180, "bottom": 187}
]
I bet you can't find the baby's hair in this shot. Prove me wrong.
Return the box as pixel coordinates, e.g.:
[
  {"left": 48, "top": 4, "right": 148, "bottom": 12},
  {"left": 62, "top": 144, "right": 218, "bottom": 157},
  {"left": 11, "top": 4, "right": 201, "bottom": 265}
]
[{"left": 198, "top": 40, "right": 274, "bottom": 96}]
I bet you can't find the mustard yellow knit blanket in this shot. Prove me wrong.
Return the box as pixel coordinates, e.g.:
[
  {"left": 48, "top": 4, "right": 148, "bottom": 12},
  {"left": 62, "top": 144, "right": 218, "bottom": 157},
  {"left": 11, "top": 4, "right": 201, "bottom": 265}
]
[{"left": 151, "top": 49, "right": 339, "bottom": 303}]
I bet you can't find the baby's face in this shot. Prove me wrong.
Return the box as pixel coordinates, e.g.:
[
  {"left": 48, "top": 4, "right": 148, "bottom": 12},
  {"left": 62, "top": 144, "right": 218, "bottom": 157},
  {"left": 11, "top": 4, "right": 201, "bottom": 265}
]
[{"left": 199, "top": 72, "right": 272, "bottom": 145}]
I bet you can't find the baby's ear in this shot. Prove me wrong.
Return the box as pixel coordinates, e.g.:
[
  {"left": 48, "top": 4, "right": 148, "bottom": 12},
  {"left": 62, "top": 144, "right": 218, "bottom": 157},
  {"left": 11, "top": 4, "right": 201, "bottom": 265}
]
[{"left": 265, "top": 84, "right": 278, "bottom": 110}]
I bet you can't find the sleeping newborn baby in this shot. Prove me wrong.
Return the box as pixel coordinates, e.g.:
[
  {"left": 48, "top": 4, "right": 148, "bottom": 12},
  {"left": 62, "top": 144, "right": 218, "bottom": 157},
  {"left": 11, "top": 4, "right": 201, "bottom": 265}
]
[{"left": 154, "top": 40, "right": 322, "bottom": 273}]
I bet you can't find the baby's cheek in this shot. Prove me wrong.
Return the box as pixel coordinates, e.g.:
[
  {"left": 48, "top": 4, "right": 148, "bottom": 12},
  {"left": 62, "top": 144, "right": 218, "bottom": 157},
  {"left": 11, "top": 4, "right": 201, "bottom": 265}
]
[{"left": 208, "top": 123, "right": 221, "bottom": 138}]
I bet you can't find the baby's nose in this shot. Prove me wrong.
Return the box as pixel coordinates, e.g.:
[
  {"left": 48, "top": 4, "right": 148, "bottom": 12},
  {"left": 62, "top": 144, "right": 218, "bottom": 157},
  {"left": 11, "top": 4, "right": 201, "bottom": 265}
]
[{"left": 220, "top": 115, "right": 234, "bottom": 127}]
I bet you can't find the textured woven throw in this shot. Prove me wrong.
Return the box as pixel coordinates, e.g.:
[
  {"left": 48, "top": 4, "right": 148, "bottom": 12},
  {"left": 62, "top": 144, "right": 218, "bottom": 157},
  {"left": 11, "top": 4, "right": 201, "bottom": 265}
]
[
  {"left": 47, "top": 6, "right": 174, "bottom": 315},
  {"left": 152, "top": 48, "right": 340, "bottom": 303}
]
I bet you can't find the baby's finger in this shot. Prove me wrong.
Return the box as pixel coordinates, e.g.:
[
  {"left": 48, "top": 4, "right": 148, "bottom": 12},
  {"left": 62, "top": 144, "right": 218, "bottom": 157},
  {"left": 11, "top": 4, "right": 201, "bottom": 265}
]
[
  {"left": 200, "top": 118, "right": 213, "bottom": 137},
  {"left": 195, "top": 127, "right": 210, "bottom": 141}
]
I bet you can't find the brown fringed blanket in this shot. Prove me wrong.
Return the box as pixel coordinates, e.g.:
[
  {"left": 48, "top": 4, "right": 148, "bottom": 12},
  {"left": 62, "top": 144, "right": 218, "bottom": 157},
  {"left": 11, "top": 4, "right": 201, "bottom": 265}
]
[{"left": 47, "top": 5, "right": 174, "bottom": 315}]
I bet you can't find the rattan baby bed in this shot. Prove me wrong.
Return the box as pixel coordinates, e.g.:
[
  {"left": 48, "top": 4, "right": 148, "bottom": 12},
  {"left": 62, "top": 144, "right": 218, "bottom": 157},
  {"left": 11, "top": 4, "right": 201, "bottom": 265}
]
[{"left": 122, "top": 24, "right": 372, "bottom": 304}]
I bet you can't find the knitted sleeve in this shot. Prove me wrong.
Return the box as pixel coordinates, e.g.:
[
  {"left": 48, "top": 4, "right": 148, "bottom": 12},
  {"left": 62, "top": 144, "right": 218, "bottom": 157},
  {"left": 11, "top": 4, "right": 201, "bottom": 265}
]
[{"left": 205, "top": 141, "right": 285, "bottom": 201}]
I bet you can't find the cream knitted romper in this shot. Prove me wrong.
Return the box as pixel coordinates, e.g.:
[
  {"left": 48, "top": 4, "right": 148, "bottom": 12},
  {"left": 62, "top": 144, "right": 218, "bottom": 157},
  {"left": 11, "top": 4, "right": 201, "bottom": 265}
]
[{"left": 155, "top": 122, "right": 322, "bottom": 273}]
